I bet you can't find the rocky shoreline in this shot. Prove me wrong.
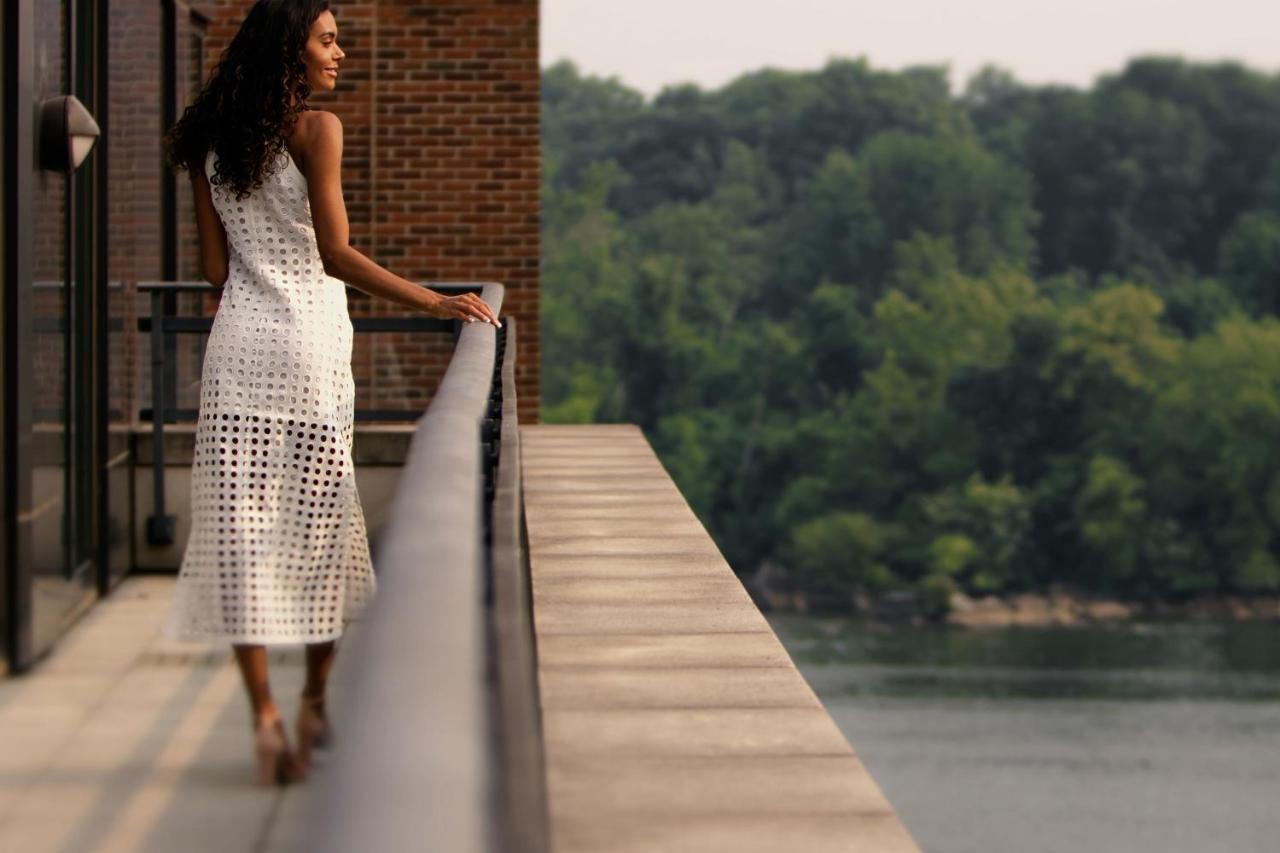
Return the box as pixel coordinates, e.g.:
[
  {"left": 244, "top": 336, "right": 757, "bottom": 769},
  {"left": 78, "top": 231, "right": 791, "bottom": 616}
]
[
  {"left": 751, "top": 581, "right": 1280, "bottom": 627},
  {"left": 942, "top": 590, "right": 1280, "bottom": 628}
]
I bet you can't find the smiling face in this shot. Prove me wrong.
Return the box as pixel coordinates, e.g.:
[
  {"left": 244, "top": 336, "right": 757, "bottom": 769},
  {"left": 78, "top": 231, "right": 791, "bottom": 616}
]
[{"left": 302, "top": 10, "right": 344, "bottom": 93}]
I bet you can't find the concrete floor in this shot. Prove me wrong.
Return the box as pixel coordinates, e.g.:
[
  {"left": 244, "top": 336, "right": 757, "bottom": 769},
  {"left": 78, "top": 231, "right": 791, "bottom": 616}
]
[{"left": 0, "top": 576, "right": 324, "bottom": 853}]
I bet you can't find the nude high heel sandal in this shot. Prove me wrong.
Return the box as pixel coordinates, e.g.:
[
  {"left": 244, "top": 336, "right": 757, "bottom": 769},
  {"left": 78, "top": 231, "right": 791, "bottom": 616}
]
[
  {"left": 254, "top": 715, "right": 301, "bottom": 786},
  {"left": 295, "top": 694, "right": 332, "bottom": 774}
]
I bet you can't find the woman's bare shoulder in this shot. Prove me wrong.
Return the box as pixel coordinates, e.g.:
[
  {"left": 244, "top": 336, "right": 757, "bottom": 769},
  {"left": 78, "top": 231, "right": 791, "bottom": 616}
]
[
  {"left": 295, "top": 109, "right": 342, "bottom": 136},
  {"left": 286, "top": 110, "right": 343, "bottom": 170}
]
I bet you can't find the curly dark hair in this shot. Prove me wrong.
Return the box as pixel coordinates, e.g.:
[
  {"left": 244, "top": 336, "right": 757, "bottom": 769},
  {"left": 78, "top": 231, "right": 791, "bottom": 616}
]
[{"left": 163, "top": 0, "right": 332, "bottom": 200}]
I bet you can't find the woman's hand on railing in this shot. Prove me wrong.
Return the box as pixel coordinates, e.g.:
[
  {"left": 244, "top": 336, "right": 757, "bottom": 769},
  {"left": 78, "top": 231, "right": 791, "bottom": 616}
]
[{"left": 426, "top": 290, "right": 502, "bottom": 327}]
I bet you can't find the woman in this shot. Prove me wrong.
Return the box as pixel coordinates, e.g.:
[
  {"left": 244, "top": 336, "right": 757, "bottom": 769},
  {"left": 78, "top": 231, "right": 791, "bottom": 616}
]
[{"left": 161, "top": 0, "right": 499, "bottom": 786}]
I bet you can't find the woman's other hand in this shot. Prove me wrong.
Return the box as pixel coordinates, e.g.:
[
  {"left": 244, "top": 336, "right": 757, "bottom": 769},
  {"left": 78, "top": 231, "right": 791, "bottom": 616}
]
[{"left": 429, "top": 290, "right": 502, "bottom": 327}]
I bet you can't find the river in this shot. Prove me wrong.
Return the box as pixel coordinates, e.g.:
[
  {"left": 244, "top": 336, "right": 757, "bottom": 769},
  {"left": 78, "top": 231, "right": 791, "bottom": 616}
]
[{"left": 768, "top": 615, "right": 1280, "bottom": 853}]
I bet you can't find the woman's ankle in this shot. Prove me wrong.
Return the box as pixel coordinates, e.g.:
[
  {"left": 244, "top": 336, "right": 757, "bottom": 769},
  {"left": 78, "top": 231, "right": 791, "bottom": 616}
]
[
  {"left": 253, "top": 702, "right": 283, "bottom": 726},
  {"left": 300, "top": 689, "right": 327, "bottom": 709}
]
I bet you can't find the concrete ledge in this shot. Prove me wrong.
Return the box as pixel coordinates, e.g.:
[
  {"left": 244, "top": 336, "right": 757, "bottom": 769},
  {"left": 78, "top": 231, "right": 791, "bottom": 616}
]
[{"left": 522, "top": 424, "right": 920, "bottom": 853}]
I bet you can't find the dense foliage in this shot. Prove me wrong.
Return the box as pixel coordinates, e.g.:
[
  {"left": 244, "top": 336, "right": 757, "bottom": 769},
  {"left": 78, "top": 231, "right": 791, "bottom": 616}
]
[{"left": 541, "top": 56, "right": 1280, "bottom": 606}]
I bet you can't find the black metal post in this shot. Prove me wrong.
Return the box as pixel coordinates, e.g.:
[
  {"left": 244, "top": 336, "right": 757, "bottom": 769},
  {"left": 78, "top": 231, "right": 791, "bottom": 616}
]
[{"left": 145, "top": 289, "right": 174, "bottom": 545}]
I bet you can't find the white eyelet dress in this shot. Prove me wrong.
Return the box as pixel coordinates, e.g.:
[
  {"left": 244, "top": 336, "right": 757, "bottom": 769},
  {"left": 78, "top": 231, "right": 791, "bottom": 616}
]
[{"left": 162, "top": 144, "right": 377, "bottom": 645}]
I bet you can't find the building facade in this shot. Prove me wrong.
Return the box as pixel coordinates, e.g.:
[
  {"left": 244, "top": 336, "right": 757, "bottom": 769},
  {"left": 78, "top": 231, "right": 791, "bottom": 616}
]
[{"left": 1, "top": 0, "right": 540, "bottom": 672}]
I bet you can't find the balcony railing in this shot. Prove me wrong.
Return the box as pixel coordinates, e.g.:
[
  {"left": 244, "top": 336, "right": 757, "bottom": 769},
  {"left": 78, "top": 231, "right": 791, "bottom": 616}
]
[
  {"left": 288, "top": 283, "right": 551, "bottom": 852},
  {"left": 136, "top": 280, "right": 483, "bottom": 545}
]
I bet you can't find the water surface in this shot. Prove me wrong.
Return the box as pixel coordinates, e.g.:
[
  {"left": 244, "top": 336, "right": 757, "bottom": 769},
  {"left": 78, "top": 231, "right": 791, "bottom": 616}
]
[{"left": 769, "top": 615, "right": 1280, "bottom": 853}]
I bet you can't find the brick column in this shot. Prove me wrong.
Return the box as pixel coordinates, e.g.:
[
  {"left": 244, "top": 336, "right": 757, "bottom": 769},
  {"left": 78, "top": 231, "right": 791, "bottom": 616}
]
[{"left": 202, "top": 0, "right": 540, "bottom": 422}]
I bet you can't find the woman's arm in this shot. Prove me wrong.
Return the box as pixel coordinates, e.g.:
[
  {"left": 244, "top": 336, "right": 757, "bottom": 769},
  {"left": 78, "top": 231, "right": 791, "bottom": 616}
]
[
  {"left": 191, "top": 165, "right": 228, "bottom": 287},
  {"left": 295, "top": 110, "right": 499, "bottom": 326}
]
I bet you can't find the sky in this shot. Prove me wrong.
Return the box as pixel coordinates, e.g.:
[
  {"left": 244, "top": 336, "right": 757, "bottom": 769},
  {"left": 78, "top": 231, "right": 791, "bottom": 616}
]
[{"left": 542, "top": 0, "right": 1280, "bottom": 97}]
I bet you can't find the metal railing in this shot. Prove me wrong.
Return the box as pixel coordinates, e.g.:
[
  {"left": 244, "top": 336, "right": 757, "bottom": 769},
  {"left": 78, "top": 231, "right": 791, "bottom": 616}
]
[
  {"left": 136, "top": 280, "right": 477, "bottom": 545},
  {"left": 487, "top": 313, "right": 551, "bottom": 852},
  {"left": 302, "top": 283, "right": 550, "bottom": 852}
]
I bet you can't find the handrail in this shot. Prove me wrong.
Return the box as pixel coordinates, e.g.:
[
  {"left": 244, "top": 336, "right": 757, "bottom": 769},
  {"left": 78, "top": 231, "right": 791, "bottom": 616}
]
[
  {"left": 137, "top": 280, "right": 480, "bottom": 544},
  {"left": 134, "top": 280, "right": 489, "bottom": 293},
  {"left": 488, "top": 316, "right": 551, "bottom": 852},
  {"left": 304, "top": 282, "right": 522, "bottom": 852}
]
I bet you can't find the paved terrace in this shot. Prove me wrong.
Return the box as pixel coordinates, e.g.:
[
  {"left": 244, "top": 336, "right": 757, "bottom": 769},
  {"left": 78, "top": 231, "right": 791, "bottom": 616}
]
[
  {"left": 0, "top": 576, "right": 313, "bottom": 852},
  {"left": 0, "top": 424, "right": 918, "bottom": 852}
]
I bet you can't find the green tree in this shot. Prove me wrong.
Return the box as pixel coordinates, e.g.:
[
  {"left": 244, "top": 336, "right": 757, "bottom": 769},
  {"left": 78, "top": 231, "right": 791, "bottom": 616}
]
[
  {"left": 856, "top": 132, "right": 1038, "bottom": 280},
  {"left": 1219, "top": 210, "right": 1280, "bottom": 316},
  {"left": 1074, "top": 454, "right": 1147, "bottom": 590},
  {"left": 785, "top": 512, "right": 894, "bottom": 603},
  {"left": 541, "top": 160, "right": 632, "bottom": 421},
  {"left": 920, "top": 475, "right": 1034, "bottom": 593},
  {"left": 1151, "top": 317, "right": 1280, "bottom": 592},
  {"left": 541, "top": 55, "right": 1280, "bottom": 602}
]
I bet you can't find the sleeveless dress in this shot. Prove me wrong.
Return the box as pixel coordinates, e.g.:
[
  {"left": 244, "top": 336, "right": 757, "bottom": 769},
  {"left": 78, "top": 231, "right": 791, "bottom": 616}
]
[{"left": 162, "top": 143, "right": 376, "bottom": 645}]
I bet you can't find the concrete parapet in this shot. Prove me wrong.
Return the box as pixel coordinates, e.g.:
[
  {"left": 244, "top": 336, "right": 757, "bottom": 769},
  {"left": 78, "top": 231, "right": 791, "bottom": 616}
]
[{"left": 522, "top": 424, "right": 920, "bottom": 853}]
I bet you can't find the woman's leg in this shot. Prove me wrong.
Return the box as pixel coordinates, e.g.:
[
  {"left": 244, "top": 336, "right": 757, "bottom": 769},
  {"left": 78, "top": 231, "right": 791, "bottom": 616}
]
[
  {"left": 232, "top": 643, "right": 280, "bottom": 722},
  {"left": 234, "top": 643, "right": 302, "bottom": 783},
  {"left": 303, "top": 639, "right": 337, "bottom": 702},
  {"left": 297, "top": 640, "right": 337, "bottom": 770}
]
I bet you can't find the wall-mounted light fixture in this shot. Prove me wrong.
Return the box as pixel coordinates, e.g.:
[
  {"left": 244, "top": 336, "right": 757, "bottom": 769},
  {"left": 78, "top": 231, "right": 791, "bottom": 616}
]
[{"left": 38, "top": 94, "right": 100, "bottom": 173}]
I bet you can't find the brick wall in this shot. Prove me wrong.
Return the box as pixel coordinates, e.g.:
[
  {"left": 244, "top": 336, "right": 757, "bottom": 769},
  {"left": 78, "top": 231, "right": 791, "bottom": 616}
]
[{"left": 201, "top": 0, "right": 541, "bottom": 422}]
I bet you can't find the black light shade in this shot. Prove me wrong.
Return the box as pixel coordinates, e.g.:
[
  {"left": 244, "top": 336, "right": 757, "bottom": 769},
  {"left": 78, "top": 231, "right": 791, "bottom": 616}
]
[{"left": 38, "top": 94, "right": 100, "bottom": 173}]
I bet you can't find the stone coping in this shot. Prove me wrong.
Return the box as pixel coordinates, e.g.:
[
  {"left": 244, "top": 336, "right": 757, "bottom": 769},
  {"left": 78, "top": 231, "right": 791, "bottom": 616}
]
[{"left": 522, "top": 424, "right": 920, "bottom": 853}]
